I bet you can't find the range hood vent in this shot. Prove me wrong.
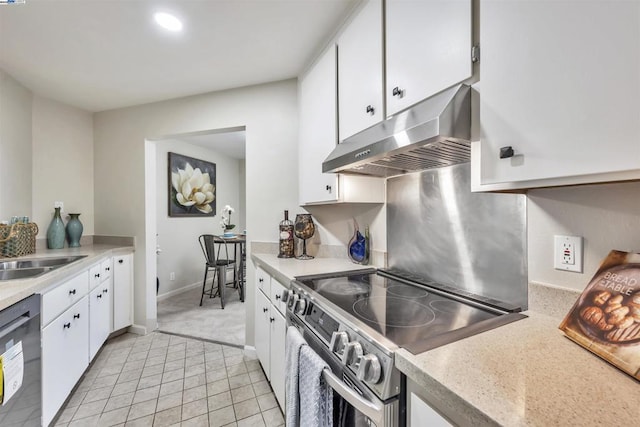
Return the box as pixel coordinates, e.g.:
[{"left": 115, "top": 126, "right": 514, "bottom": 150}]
[{"left": 323, "top": 84, "right": 471, "bottom": 178}]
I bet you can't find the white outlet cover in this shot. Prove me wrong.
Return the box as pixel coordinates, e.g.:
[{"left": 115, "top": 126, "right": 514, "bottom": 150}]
[
  {"left": 554, "top": 235, "right": 583, "bottom": 273},
  {"left": 54, "top": 201, "right": 64, "bottom": 212}
]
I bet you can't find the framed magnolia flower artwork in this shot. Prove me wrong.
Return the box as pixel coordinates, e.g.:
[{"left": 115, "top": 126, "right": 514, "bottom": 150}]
[{"left": 168, "top": 152, "right": 216, "bottom": 217}]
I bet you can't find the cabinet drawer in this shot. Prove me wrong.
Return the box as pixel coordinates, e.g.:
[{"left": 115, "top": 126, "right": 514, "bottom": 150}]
[
  {"left": 42, "top": 271, "right": 89, "bottom": 326},
  {"left": 270, "top": 278, "right": 287, "bottom": 315},
  {"left": 256, "top": 267, "right": 271, "bottom": 295}
]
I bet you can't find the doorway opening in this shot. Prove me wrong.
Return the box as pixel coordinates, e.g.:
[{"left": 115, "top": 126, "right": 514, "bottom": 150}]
[{"left": 147, "top": 126, "right": 247, "bottom": 346}]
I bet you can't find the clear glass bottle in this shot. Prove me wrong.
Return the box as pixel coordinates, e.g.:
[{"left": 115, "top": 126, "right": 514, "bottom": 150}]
[{"left": 278, "top": 210, "right": 294, "bottom": 258}]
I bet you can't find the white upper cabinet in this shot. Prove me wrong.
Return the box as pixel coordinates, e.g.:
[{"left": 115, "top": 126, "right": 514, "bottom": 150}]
[
  {"left": 386, "top": 0, "right": 473, "bottom": 116},
  {"left": 299, "top": 44, "right": 385, "bottom": 205},
  {"left": 338, "top": 0, "right": 384, "bottom": 140},
  {"left": 299, "top": 44, "right": 340, "bottom": 205},
  {"left": 477, "top": 1, "right": 640, "bottom": 189}
]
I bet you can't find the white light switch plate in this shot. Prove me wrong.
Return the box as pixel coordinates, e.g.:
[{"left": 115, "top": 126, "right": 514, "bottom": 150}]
[{"left": 554, "top": 235, "right": 583, "bottom": 273}]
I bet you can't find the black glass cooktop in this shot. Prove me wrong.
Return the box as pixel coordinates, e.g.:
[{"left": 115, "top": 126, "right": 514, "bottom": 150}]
[{"left": 296, "top": 270, "right": 524, "bottom": 354}]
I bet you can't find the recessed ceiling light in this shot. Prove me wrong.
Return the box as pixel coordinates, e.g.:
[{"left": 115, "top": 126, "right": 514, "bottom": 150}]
[{"left": 154, "top": 12, "right": 183, "bottom": 32}]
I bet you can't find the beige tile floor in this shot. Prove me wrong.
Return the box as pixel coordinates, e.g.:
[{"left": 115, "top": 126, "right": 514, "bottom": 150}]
[{"left": 54, "top": 332, "right": 284, "bottom": 427}]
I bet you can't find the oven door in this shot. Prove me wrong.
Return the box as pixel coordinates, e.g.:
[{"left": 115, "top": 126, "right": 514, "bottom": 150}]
[{"left": 288, "top": 314, "right": 402, "bottom": 427}]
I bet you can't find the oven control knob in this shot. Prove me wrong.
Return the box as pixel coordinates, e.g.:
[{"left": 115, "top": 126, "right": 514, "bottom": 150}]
[
  {"left": 287, "top": 293, "right": 298, "bottom": 310},
  {"left": 294, "top": 297, "right": 307, "bottom": 315},
  {"left": 329, "top": 331, "right": 349, "bottom": 355},
  {"left": 329, "top": 332, "right": 349, "bottom": 355},
  {"left": 281, "top": 289, "right": 290, "bottom": 303},
  {"left": 357, "top": 354, "right": 382, "bottom": 384},
  {"left": 341, "top": 342, "right": 363, "bottom": 368}
]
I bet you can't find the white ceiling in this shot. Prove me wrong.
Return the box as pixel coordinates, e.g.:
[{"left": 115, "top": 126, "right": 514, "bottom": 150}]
[{"left": 0, "top": 0, "right": 357, "bottom": 112}]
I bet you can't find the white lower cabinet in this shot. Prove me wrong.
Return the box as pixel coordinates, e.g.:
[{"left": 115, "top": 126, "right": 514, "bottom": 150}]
[
  {"left": 269, "top": 308, "right": 286, "bottom": 410},
  {"left": 41, "top": 252, "right": 133, "bottom": 425},
  {"left": 113, "top": 253, "right": 133, "bottom": 331},
  {"left": 407, "top": 377, "right": 452, "bottom": 427},
  {"left": 255, "top": 290, "right": 271, "bottom": 378},
  {"left": 89, "top": 279, "right": 112, "bottom": 361},
  {"left": 254, "top": 270, "right": 286, "bottom": 412},
  {"left": 42, "top": 295, "right": 89, "bottom": 426}
]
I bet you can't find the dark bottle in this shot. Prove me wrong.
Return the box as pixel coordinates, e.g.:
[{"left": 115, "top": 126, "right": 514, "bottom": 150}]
[{"left": 278, "top": 210, "right": 294, "bottom": 258}]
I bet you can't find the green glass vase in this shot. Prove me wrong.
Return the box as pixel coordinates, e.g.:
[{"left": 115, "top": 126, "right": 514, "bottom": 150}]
[
  {"left": 66, "top": 213, "right": 83, "bottom": 247},
  {"left": 46, "top": 207, "right": 65, "bottom": 249}
]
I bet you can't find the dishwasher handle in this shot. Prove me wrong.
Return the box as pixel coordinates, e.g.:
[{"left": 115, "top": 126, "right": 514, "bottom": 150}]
[
  {"left": 0, "top": 315, "right": 31, "bottom": 341},
  {"left": 0, "top": 294, "right": 41, "bottom": 338}
]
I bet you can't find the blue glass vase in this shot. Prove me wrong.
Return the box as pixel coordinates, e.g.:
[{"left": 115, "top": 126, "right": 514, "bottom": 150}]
[
  {"left": 66, "top": 213, "right": 83, "bottom": 247},
  {"left": 348, "top": 220, "right": 369, "bottom": 265},
  {"left": 46, "top": 207, "right": 65, "bottom": 249}
]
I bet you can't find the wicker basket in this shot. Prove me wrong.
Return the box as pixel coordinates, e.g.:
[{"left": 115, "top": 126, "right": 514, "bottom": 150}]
[{"left": 0, "top": 223, "right": 39, "bottom": 258}]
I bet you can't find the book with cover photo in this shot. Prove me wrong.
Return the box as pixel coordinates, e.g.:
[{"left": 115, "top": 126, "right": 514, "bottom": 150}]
[{"left": 559, "top": 250, "right": 640, "bottom": 380}]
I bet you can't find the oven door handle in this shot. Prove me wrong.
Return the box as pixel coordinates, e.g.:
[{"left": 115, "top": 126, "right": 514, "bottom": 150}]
[{"left": 322, "top": 368, "right": 384, "bottom": 426}]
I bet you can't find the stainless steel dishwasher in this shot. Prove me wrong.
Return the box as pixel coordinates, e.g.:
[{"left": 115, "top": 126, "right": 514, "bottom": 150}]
[{"left": 0, "top": 294, "right": 41, "bottom": 426}]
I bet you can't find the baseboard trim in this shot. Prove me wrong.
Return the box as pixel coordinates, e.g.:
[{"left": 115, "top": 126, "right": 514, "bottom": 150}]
[
  {"left": 128, "top": 324, "right": 147, "bottom": 335},
  {"left": 157, "top": 281, "right": 202, "bottom": 301}
]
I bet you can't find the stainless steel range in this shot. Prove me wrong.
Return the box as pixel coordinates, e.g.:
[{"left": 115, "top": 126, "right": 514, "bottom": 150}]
[
  {"left": 285, "top": 163, "right": 528, "bottom": 426},
  {"left": 286, "top": 267, "right": 526, "bottom": 427}
]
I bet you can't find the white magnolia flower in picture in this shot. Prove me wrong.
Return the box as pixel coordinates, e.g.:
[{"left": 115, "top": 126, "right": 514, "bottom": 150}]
[{"left": 171, "top": 160, "right": 215, "bottom": 214}]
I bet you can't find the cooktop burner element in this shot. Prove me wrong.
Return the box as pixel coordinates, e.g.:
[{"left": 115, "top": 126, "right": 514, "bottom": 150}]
[
  {"left": 352, "top": 297, "right": 436, "bottom": 328},
  {"left": 316, "top": 277, "right": 369, "bottom": 296},
  {"left": 387, "top": 284, "right": 429, "bottom": 298}
]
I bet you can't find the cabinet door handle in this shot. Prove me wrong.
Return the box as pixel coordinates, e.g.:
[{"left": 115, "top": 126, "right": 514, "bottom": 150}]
[
  {"left": 392, "top": 86, "right": 403, "bottom": 98},
  {"left": 118, "top": 259, "right": 124, "bottom": 264},
  {"left": 103, "top": 288, "right": 108, "bottom": 293},
  {"left": 499, "top": 146, "right": 515, "bottom": 159},
  {"left": 269, "top": 317, "right": 275, "bottom": 323},
  {"left": 97, "top": 294, "right": 102, "bottom": 299},
  {"left": 326, "top": 185, "right": 332, "bottom": 192},
  {"left": 73, "top": 313, "right": 80, "bottom": 319},
  {"left": 69, "top": 289, "right": 76, "bottom": 295},
  {"left": 263, "top": 307, "right": 268, "bottom": 313},
  {"left": 259, "top": 278, "right": 264, "bottom": 283},
  {"left": 275, "top": 294, "right": 281, "bottom": 300},
  {"left": 95, "top": 273, "right": 100, "bottom": 278},
  {"left": 63, "top": 322, "right": 71, "bottom": 329},
  {"left": 105, "top": 267, "right": 110, "bottom": 271},
  {"left": 366, "top": 105, "right": 375, "bottom": 115}
]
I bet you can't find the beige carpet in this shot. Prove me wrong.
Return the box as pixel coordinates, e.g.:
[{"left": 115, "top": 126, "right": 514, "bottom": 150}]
[{"left": 156, "top": 284, "right": 246, "bottom": 347}]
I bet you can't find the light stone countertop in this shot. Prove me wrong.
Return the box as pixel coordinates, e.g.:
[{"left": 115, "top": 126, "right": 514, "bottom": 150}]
[
  {"left": 249, "top": 254, "right": 639, "bottom": 425},
  {"left": 396, "top": 310, "right": 640, "bottom": 426},
  {"left": 0, "top": 244, "right": 134, "bottom": 311},
  {"left": 250, "top": 252, "right": 373, "bottom": 287}
]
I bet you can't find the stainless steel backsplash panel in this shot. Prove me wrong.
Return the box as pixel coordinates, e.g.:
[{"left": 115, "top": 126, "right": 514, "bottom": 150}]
[{"left": 387, "top": 164, "right": 528, "bottom": 310}]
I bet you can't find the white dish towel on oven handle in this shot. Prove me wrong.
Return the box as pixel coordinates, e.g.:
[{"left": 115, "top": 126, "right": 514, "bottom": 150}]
[
  {"left": 285, "top": 326, "right": 333, "bottom": 427},
  {"left": 299, "top": 345, "right": 333, "bottom": 427},
  {"left": 285, "top": 326, "right": 306, "bottom": 427}
]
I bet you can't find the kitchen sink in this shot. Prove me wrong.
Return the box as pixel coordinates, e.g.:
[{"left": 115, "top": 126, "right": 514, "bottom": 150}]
[
  {"left": 0, "top": 268, "right": 53, "bottom": 281},
  {"left": 0, "top": 255, "right": 87, "bottom": 280}
]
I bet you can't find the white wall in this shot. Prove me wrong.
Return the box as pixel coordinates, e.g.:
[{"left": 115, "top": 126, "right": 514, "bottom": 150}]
[
  {"left": 155, "top": 139, "right": 242, "bottom": 295},
  {"left": 0, "top": 70, "right": 32, "bottom": 220},
  {"left": 93, "top": 79, "right": 299, "bottom": 342},
  {"left": 528, "top": 181, "right": 640, "bottom": 291},
  {"left": 32, "top": 95, "right": 94, "bottom": 236}
]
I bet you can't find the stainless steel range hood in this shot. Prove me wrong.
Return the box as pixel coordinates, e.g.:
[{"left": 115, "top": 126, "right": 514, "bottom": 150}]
[{"left": 323, "top": 84, "right": 471, "bottom": 178}]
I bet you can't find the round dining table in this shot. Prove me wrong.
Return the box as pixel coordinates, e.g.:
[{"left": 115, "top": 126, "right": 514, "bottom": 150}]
[{"left": 213, "top": 234, "right": 246, "bottom": 302}]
